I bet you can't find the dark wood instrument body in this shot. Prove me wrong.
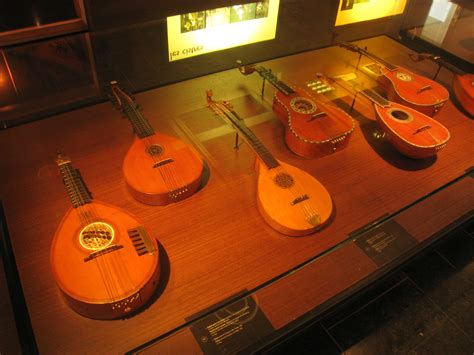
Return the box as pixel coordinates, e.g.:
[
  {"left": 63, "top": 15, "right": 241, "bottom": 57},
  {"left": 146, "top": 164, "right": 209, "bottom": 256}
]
[
  {"left": 51, "top": 201, "right": 160, "bottom": 320},
  {"left": 255, "top": 159, "right": 333, "bottom": 236},
  {"left": 379, "top": 66, "right": 449, "bottom": 117},
  {"left": 272, "top": 89, "right": 355, "bottom": 158},
  {"left": 373, "top": 102, "right": 450, "bottom": 159},
  {"left": 453, "top": 73, "right": 474, "bottom": 116},
  {"left": 123, "top": 132, "right": 204, "bottom": 205}
]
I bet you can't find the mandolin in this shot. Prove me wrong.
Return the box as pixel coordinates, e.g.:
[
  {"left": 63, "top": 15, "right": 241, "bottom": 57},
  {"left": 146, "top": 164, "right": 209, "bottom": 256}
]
[
  {"left": 409, "top": 52, "right": 474, "bottom": 117},
  {"left": 110, "top": 81, "right": 204, "bottom": 205},
  {"left": 51, "top": 154, "right": 160, "bottom": 319},
  {"left": 237, "top": 62, "right": 355, "bottom": 158},
  {"left": 353, "top": 84, "right": 450, "bottom": 159},
  {"left": 206, "top": 90, "right": 333, "bottom": 236},
  {"left": 339, "top": 42, "right": 449, "bottom": 117}
]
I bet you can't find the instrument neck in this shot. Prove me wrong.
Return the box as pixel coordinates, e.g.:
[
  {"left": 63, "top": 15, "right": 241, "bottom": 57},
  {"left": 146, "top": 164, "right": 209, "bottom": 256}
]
[
  {"left": 123, "top": 103, "right": 155, "bottom": 139},
  {"left": 359, "top": 48, "right": 398, "bottom": 71},
  {"left": 57, "top": 162, "right": 92, "bottom": 208},
  {"left": 209, "top": 100, "right": 280, "bottom": 170},
  {"left": 359, "top": 88, "right": 391, "bottom": 108},
  {"left": 256, "top": 67, "right": 296, "bottom": 96}
]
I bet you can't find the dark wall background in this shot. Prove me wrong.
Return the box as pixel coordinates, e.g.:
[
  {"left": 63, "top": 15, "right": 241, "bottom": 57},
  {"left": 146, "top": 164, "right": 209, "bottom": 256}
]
[
  {"left": 0, "top": 0, "right": 437, "bottom": 126},
  {"left": 89, "top": 0, "right": 432, "bottom": 94},
  {"left": 84, "top": 0, "right": 258, "bottom": 31}
]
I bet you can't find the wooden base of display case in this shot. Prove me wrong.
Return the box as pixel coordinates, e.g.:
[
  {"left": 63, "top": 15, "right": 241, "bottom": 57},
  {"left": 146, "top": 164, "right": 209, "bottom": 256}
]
[{"left": 0, "top": 36, "right": 473, "bottom": 353}]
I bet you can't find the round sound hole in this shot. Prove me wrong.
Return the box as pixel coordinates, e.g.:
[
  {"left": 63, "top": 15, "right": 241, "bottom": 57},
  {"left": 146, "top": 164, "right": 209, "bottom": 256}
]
[
  {"left": 389, "top": 109, "right": 412, "bottom": 122},
  {"left": 79, "top": 222, "right": 115, "bottom": 251},
  {"left": 147, "top": 144, "right": 164, "bottom": 156},
  {"left": 274, "top": 172, "right": 294, "bottom": 189},
  {"left": 396, "top": 72, "right": 412, "bottom": 82},
  {"left": 290, "top": 97, "right": 317, "bottom": 114}
]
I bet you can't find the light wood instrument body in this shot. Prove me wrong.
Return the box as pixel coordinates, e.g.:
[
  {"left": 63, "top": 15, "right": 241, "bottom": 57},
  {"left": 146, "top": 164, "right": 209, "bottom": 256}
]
[
  {"left": 52, "top": 155, "right": 160, "bottom": 319},
  {"left": 339, "top": 42, "right": 449, "bottom": 117},
  {"left": 111, "top": 81, "right": 204, "bottom": 205},
  {"left": 52, "top": 198, "right": 160, "bottom": 319},
  {"left": 206, "top": 91, "right": 333, "bottom": 236},
  {"left": 373, "top": 101, "right": 450, "bottom": 159},
  {"left": 123, "top": 132, "right": 203, "bottom": 205},
  {"left": 453, "top": 73, "right": 474, "bottom": 116},
  {"left": 272, "top": 89, "right": 355, "bottom": 158},
  {"left": 238, "top": 63, "right": 355, "bottom": 158},
  {"left": 256, "top": 160, "right": 333, "bottom": 236},
  {"left": 378, "top": 66, "right": 449, "bottom": 117}
]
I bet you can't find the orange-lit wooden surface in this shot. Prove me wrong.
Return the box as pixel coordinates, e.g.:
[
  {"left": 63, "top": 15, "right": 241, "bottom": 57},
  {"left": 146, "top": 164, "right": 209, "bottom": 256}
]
[{"left": 0, "top": 36, "right": 473, "bottom": 352}]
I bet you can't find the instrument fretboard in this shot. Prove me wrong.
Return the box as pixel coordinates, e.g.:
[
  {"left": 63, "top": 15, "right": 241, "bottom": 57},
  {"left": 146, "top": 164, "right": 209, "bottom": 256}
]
[
  {"left": 255, "top": 67, "right": 296, "bottom": 96},
  {"left": 122, "top": 102, "right": 155, "bottom": 139},
  {"left": 208, "top": 99, "right": 280, "bottom": 170},
  {"left": 111, "top": 83, "right": 155, "bottom": 139},
  {"left": 57, "top": 160, "right": 92, "bottom": 208},
  {"left": 360, "top": 88, "right": 390, "bottom": 107},
  {"left": 341, "top": 43, "right": 398, "bottom": 71}
]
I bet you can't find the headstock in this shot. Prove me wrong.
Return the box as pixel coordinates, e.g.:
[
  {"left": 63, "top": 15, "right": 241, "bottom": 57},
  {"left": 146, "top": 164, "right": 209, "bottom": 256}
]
[
  {"left": 408, "top": 52, "right": 440, "bottom": 63},
  {"left": 206, "top": 90, "right": 233, "bottom": 116},
  {"left": 236, "top": 60, "right": 258, "bottom": 76},
  {"left": 338, "top": 42, "right": 362, "bottom": 53},
  {"left": 55, "top": 152, "right": 71, "bottom": 166},
  {"left": 109, "top": 81, "right": 135, "bottom": 111}
]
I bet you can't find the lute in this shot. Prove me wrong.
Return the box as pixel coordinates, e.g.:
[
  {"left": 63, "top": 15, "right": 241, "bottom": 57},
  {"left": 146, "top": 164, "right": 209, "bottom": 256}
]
[
  {"left": 237, "top": 62, "right": 355, "bottom": 158},
  {"left": 110, "top": 81, "right": 204, "bottom": 205},
  {"left": 349, "top": 82, "right": 450, "bottom": 158},
  {"left": 409, "top": 52, "right": 474, "bottom": 116},
  {"left": 51, "top": 153, "right": 160, "bottom": 319},
  {"left": 339, "top": 42, "right": 449, "bottom": 116},
  {"left": 206, "top": 90, "right": 333, "bottom": 236}
]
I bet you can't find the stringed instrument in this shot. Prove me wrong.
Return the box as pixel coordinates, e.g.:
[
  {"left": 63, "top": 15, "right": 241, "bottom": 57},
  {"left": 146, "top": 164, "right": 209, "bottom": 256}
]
[
  {"left": 51, "top": 154, "right": 160, "bottom": 319},
  {"left": 110, "top": 81, "right": 204, "bottom": 205},
  {"left": 409, "top": 52, "right": 474, "bottom": 116},
  {"left": 350, "top": 83, "right": 450, "bottom": 159},
  {"left": 237, "top": 62, "right": 355, "bottom": 158},
  {"left": 206, "top": 90, "right": 333, "bottom": 236},
  {"left": 339, "top": 42, "right": 449, "bottom": 117}
]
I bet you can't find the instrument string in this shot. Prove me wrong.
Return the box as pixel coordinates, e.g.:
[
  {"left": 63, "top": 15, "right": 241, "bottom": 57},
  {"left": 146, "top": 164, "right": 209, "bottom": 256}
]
[
  {"left": 210, "top": 100, "right": 320, "bottom": 226},
  {"left": 124, "top": 98, "right": 188, "bottom": 199},
  {"left": 61, "top": 163, "right": 127, "bottom": 304}
]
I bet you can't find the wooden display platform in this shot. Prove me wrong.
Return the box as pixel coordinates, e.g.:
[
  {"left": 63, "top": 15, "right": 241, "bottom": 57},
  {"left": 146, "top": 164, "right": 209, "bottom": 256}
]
[{"left": 0, "top": 36, "right": 473, "bottom": 353}]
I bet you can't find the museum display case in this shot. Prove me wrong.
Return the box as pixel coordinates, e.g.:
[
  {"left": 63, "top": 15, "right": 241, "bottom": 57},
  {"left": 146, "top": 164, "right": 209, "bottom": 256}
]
[{"left": 0, "top": 0, "right": 473, "bottom": 353}]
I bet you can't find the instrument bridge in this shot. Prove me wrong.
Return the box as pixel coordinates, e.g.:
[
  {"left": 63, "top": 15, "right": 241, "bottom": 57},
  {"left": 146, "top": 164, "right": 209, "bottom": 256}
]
[
  {"left": 153, "top": 158, "right": 174, "bottom": 168},
  {"left": 307, "top": 111, "right": 328, "bottom": 122},
  {"left": 291, "top": 194, "right": 309, "bottom": 205},
  {"left": 84, "top": 245, "right": 124, "bottom": 262},
  {"left": 417, "top": 85, "right": 432, "bottom": 93}
]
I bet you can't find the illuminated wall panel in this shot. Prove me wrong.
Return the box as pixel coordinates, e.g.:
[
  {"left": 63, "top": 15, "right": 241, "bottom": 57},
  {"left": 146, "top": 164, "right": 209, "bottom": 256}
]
[
  {"left": 335, "top": 0, "right": 407, "bottom": 26},
  {"left": 167, "top": 0, "right": 279, "bottom": 62}
]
